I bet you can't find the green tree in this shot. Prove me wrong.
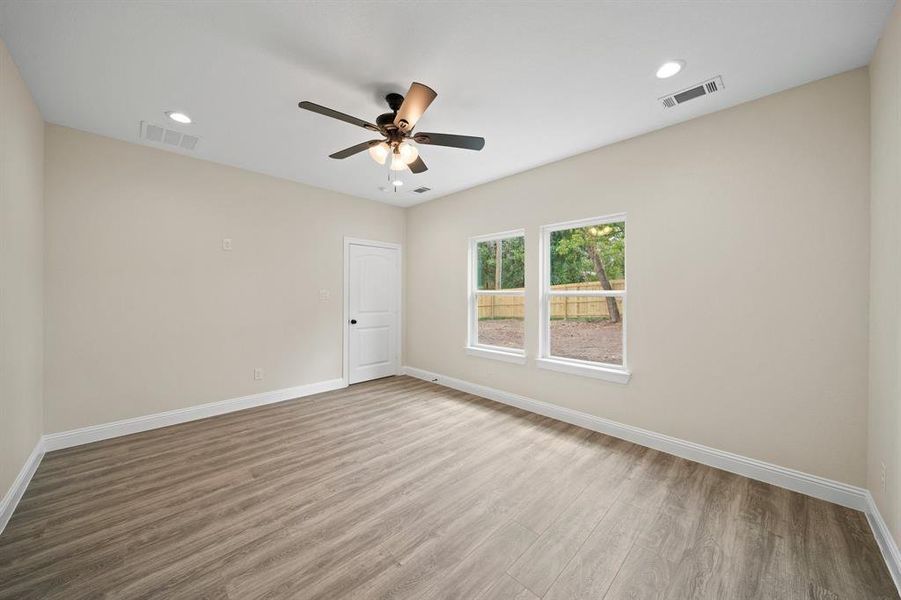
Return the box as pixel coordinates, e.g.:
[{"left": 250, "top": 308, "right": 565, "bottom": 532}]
[
  {"left": 550, "top": 223, "right": 625, "bottom": 322},
  {"left": 477, "top": 237, "right": 525, "bottom": 289}
]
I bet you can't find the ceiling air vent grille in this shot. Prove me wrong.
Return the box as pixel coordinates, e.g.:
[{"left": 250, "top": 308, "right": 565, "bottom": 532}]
[
  {"left": 140, "top": 121, "right": 201, "bottom": 151},
  {"left": 659, "top": 76, "right": 724, "bottom": 109},
  {"left": 413, "top": 187, "right": 431, "bottom": 194}
]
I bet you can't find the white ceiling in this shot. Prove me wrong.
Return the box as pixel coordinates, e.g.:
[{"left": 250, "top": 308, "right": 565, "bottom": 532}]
[{"left": 0, "top": 1, "right": 894, "bottom": 207}]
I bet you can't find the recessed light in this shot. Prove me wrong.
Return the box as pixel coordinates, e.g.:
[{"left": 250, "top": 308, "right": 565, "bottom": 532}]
[
  {"left": 391, "top": 179, "right": 404, "bottom": 187},
  {"left": 166, "top": 111, "right": 192, "bottom": 124},
  {"left": 656, "top": 60, "right": 684, "bottom": 79}
]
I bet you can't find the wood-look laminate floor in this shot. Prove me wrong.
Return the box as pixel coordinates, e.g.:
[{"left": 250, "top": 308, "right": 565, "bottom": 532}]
[{"left": 0, "top": 376, "right": 896, "bottom": 599}]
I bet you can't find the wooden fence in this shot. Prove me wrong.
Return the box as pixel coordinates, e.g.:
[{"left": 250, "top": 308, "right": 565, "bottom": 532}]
[{"left": 478, "top": 281, "right": 624, "bottom": 320}]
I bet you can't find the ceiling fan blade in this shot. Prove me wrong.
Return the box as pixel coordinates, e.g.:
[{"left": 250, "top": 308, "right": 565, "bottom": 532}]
[
  {"left": 408, "top": 155, "right": 428, "bottom": 174},
  {"left": 394, "top": 82, "right": 437, "bottom": 133},
  {"left": 413, "top": 132, "right": 485, "bottom": 151},
  {"left": 329, "top": 140, "right": 381, "bottom": 159},
  {"left": 299, "top": 101, "right": 380, "bottom": 132}
]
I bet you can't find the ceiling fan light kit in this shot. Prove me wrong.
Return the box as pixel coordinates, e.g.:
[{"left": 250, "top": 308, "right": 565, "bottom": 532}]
[
  {"left": 298, "top": 81, "right": 486, "bottom": 180},
  {"left": 389, "top": 152, "right": 407, "bottom": 171},
  {"left": 397, "top": 141, "right": 419, "bottom": 164},
  {"left": 368, "top": 141, "right": 390, "bottom": 164}
]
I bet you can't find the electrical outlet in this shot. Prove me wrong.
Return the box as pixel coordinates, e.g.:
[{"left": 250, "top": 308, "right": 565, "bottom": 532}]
[
  {"left": 319, "top": 289, "right": 330, "bottom": 302},
  {"left": 222, "top": 238, "right": 233, "bottom": 251},
  {"left": 253, "top": 367, "right": 263, "bottom": 381},
  {"left": 882, "top": 462, "right": 887, "bottom": 493}
]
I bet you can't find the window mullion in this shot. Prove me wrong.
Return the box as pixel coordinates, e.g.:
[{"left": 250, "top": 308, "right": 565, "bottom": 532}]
[
  {"left": 546, "top": 290, "right": 625, "bottom": 298},
  {"left": 473, "top": 290, "right": 525, "bottom": 297}
]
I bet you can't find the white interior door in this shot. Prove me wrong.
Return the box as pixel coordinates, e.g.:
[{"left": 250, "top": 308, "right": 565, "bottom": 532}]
[{"left": 347, "top": 243, "right": 400, "bottom": 384}]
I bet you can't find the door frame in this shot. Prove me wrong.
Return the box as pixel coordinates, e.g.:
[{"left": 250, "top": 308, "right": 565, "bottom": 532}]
[{"left": 343, "top": 237, "right": 403, "bottom": 386}]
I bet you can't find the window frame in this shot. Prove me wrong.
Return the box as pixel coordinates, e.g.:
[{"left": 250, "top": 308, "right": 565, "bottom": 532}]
[
  {"left": 466, "top": 229, "right": 527, "bottom": 364},
  {"left": 537, "top": 214, "right": 630, "bottom": 383}
]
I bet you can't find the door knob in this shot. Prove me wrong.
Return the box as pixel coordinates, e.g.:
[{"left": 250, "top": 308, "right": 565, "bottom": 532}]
[{"left": 350, "top": 319, "right": 357, "bottom": 324}]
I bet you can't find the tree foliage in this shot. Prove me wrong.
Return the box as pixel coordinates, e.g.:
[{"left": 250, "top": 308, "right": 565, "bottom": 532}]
[
  {"left": 550, "top": 222, "right": 625, "bottom": 285},
  {"left": 551, "top": 222, "right": 625, "bottom": 322},
  {"left": 477, "top": 237, "right": 525, "bottom": 289},
  {"left": 474, "top": 222, "right": 625, "bottom": 317}
]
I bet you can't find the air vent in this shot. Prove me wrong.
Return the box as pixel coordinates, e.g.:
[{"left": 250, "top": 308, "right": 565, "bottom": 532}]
[
  {"left": 659, "top": 76, "right": 724, "bottom": 109},
  {"left": 145, "top": 123, "right": 164, "bottom": 142},
  {"left": 179, "top": 135, "right": 199, "bottom": 150},
  {"left": 413, "top": 187, "right": 431, "bottom": 194},
  {"left": 139, "top": 121, "right": 201, "bottom": 151}
]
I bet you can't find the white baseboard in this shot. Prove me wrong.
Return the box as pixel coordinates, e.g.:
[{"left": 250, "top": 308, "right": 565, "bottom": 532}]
[
  {"left": 866, "top": 492, "right": 901, "bottom": 592},
  {"left": 402, "top": 366, "right": 869, "bottom": 511},
  {"left": 0, "top": 437, "right": 45, "bottom": 535},
  {"left": 43, "top": 378, "right": 346, "bottom": 452}
]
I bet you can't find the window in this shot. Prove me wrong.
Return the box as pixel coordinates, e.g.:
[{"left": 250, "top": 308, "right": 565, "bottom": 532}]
[
  {"left": 538, "top": 215, "right": 629, "bottom": 383},
  {"left": 467, "top": 230, "right": 526, "bottom": 363}
]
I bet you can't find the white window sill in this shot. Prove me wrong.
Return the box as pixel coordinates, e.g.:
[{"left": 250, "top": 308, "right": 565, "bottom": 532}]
[
  {"left": 466, "top": 346, "right": 527, "bottom": 365},
  {"left": 536, "top": 357, "right": 631, "bottom": 384}
]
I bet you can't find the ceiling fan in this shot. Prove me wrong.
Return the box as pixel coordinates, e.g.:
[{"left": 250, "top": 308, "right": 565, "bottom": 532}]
[{"left": 298, "top": 82, "right": 485, "bottom": 175}]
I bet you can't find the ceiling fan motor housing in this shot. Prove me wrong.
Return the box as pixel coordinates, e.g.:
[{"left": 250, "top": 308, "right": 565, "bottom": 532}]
[
  {"left": 376, "top": 112, "right": 397, "bottom": 129},
  {"left": 378, "top": 93, "right": 407, "bottom": 132}
]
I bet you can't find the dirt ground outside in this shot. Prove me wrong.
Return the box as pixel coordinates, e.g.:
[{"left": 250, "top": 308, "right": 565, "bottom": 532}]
[{"left": 477, "top": 318, "right": 623, "bottom": 365}]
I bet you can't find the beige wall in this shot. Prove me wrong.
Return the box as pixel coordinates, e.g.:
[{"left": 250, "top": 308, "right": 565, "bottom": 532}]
[
  {"left": 43, "top": 125, "right": 404, "bottom": 433},
  {"left": 869, "top": 2, "right": 901, "bottom": 545},
  {"left": 0, "top": 39, "right": 44, "bottom": 495},
  {"left": 406, "top": 69, "right": 871, "bottom": 486}
]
